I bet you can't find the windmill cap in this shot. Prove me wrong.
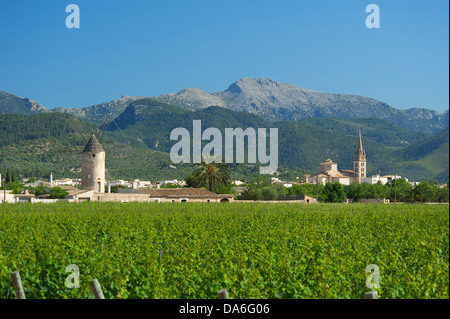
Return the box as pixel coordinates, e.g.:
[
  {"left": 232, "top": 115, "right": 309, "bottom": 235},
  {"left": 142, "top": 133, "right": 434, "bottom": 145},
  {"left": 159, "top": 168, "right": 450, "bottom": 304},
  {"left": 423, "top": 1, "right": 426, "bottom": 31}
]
[{"left": 82, "top": 134, "right": 105, "bottom": 153}]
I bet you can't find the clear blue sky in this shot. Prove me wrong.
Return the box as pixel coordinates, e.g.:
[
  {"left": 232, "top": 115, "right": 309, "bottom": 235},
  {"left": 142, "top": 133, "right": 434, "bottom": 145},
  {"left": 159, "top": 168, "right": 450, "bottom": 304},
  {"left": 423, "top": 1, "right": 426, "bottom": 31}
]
[{"left": 0, "top": 0, "right": 448, "bottom": 112}]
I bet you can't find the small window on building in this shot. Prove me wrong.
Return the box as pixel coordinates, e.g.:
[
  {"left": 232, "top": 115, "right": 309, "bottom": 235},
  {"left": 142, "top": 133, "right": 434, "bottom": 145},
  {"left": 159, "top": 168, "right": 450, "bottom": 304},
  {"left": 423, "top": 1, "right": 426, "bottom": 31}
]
[
  {"left": 171, "top": 199, "right": 176, "bottom": 203},
  {"left": 180, "top": 198, "right": 188, "bottom": 203},
  {"left": 206, "top": 199, "right": 211, "bottom": 203},
  {"left": 93, "top": 154, "right": 96, "bottom": 158},
  {"left": 154, "top": 198, "right": 160, "bottom": 203}
]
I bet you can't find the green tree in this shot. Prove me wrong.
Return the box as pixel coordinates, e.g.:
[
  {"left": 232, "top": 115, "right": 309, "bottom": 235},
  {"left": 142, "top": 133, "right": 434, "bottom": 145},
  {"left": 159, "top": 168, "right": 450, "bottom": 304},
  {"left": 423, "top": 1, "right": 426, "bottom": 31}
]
[
  {"left": 5, "top": 170, "right": 10, "bottom": 184},
  {"left": 241, "top": 184, "right": 263, "bottom": 200},
  {"left": 261, "top": 186, "right": 278, "bottom": 200},
  {"left": 33, "top": 185, "right": 47, "bottom": 197},
  {"left": 345, "top": 183, "right": 389, "bottom": 202},
  {"left": 6, "top": 181, "right": 24, "bottom": 193},
  {"left": 345, "top": 183, "right": 363, "bottom": 201},
  {"left": 161, "top": 183, "right": 182, "bottom": 189},
  {"left": 411, "top": 181, "right": 436, "bottom": 202},
  {"left": 214, "top": 185, "right": 237, "bottom": 196},
  {"left": 189, "top": 161, "right": 231, "bottom": 192},
  {"left": 436, "top": 186, "right": 449, "bottom": 203},
  {"left": 323, "top": 182, "right": 346, "bottom": 203},
  {"left": 48, "top": 187, "right": 69, "bottom": 199},
  {"left": 185, "top": 174, "right": 199, "bottom": 188},
  {"left": 274, "top": 184, "right": 288, "bottom": 197},
  {"left": 388, "top": 178, "right": 413, "bottom": 202}
]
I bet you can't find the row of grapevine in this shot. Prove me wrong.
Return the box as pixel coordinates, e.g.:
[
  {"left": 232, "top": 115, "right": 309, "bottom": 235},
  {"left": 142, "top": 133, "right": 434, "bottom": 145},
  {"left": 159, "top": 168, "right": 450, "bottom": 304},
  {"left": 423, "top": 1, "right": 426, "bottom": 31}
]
[{"left": 0, "top": 202, "right": 448, "bottom": 299}]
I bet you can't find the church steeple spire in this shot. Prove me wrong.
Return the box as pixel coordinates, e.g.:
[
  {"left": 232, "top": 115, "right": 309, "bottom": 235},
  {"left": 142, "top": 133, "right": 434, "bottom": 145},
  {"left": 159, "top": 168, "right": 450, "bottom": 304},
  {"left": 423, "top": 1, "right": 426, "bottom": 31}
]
[
  {"left": 354, "top": 129, "right": 366, "bottom": 158},
  {"left": 353, "top": 129, "right": 367, "bottom": 182}
]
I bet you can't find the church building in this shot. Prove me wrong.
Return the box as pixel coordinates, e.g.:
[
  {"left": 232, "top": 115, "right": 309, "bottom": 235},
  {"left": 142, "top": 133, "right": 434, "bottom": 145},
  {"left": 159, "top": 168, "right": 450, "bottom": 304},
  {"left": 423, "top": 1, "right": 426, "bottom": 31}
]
[{"left": 305, "top": 131, "right": 370, "bottom": 186}]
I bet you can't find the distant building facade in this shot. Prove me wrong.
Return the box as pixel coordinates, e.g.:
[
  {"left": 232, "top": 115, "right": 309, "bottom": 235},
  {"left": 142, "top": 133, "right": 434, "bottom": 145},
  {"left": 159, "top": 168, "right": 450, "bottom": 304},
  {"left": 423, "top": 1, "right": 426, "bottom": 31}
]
[
  {"left": 305, "top": 158, "right": 359, "bottom": 186},
  {"left": 305, "top": 131, "right": 400, "bottom": 186}
]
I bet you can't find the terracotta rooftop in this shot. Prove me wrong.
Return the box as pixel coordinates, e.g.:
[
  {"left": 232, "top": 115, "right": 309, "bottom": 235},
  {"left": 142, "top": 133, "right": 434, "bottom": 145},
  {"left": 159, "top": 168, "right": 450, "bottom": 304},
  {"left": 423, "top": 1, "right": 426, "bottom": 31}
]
[{"left": 321, "top": 159, "right": 337, "bottom": 165}]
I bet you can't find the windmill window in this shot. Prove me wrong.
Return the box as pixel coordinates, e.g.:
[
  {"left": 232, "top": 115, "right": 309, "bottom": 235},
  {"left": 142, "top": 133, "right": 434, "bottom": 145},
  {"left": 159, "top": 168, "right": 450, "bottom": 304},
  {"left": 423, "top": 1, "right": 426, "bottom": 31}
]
[{"left": 93, "top": 154, "right": 96, "bottom": 157}]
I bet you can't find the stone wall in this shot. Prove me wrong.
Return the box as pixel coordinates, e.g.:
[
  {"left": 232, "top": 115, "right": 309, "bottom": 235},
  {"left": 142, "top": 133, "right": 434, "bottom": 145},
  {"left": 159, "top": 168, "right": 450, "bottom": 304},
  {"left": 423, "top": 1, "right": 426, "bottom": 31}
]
[
  {"left": 93, "top": 193, "right": 233, "bottom": 203},
  {"left": 359, "top": 198, "right": 390, "bottom": 204}
]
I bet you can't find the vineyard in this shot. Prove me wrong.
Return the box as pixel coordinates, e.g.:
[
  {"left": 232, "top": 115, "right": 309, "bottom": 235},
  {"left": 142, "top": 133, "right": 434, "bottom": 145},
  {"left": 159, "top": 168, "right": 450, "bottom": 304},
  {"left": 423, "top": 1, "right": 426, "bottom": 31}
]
[{"left": 0, "top": 202, "right": 448, "bottom": 299}]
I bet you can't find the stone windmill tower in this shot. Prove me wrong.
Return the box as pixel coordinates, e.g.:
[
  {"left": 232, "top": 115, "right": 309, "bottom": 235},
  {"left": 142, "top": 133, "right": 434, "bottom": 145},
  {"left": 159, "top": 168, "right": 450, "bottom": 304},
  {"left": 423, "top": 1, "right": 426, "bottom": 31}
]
[
  {"left": 64, "top": 115, "right": 131, "bottom": 192},
  {"left": 81, "top": 134, "right": 105, "bottom": 193},
  {"left": 353, "top": 130, "right": 367, "bottom": 183}
]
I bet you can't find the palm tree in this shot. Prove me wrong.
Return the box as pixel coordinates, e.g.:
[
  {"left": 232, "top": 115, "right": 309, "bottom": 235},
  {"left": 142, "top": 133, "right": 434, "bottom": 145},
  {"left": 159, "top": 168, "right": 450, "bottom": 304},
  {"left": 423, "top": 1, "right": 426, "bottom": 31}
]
[{"left": 191, "top": 160, "right": 231, "bottom": 192}]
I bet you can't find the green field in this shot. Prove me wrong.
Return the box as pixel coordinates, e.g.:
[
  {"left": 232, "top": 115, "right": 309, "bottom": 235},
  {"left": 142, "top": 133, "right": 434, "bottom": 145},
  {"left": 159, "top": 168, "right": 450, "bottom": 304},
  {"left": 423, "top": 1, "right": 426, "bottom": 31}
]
[{"left": 0, "top": 203, "right": 448, "bottom": 299}]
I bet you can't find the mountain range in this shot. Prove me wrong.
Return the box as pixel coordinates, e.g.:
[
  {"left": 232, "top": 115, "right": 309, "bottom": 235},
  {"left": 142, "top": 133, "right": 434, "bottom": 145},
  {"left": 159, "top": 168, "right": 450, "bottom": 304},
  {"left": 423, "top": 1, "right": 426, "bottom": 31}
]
[
  {"left": 2, "top": 78, "right": 448, "bottom": 134},
  {"left": 155, "top": 78, "right": 449, "bottom": 134}
]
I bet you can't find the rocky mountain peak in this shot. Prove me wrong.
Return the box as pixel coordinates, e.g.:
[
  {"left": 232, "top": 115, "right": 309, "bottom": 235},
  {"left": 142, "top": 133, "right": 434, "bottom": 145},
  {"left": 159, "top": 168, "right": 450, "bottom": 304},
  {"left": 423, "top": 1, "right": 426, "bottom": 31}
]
[
  {"left": 178, "top": 87, "right": 206, "bottom": 95},
  {"left": 156, "top": 86, "right": 225, "bottom": 110},
  {"left": 405, "top": 107, "right": 440, "bottom": 119},
  {"left": 0, "top": 91, "right": 48, "bottom": 115},
  {"left": 116, "top": 95, "right": 145, "bottom": 103},
  {"left": 226, "top": 78, "right": 282, "bottom": 93}
]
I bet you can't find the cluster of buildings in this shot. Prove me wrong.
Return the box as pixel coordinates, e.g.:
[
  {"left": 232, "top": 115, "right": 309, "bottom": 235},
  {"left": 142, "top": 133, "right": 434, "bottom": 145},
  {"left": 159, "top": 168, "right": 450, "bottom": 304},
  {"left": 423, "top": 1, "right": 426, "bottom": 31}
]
[
  {"left": 303, "top": 131, "right": 406, "bottom": 186},
  {"left": 1, "top": 130, "right": 411, "bottom": 204},
  {"left": 1, "top": 134, "right": 233, "bottom": 204},
  {"left": 267, "top": 131, "right": 406, "bottom": 187},
  {"left": 262, "top": 131, "right": 406, "bottom": 189}
]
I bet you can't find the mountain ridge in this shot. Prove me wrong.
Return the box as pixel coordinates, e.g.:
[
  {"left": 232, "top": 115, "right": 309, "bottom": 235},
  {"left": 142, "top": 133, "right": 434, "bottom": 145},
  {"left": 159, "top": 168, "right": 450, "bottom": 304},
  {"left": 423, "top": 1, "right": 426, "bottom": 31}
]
[
  {"left": 1, "top": 78, "right": 448, "bottom": 133},
  {"left": 153, "top": 78, "right": 449, "bottom": 134},
  {"left": 0, "top": 90, "right": 49, "bottom": 115}
]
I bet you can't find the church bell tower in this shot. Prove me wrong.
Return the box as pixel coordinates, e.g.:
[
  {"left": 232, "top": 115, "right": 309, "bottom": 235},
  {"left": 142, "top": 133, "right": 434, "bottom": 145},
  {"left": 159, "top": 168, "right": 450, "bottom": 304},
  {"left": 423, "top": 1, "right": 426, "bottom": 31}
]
[{"left": 353, "top": 130, "right": 367, "bottom": 183}]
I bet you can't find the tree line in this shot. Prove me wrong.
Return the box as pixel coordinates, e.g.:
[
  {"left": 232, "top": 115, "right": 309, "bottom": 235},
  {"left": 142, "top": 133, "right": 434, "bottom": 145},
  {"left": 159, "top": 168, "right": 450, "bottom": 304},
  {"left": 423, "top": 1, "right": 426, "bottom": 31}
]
[
  {"left": 240, "top": 178, "right": 449, "bottom": 203},
  {"left": 2, "top": 160, "right": 448, "bottom": 203}
]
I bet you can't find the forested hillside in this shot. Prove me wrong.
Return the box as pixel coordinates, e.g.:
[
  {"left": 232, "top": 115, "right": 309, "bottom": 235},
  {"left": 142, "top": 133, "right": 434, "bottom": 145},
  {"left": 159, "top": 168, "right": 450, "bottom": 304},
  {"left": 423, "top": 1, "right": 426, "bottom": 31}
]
[{"left": 0, "top": 101, "right": 448, "bottom": 183}]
